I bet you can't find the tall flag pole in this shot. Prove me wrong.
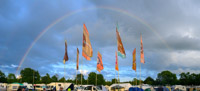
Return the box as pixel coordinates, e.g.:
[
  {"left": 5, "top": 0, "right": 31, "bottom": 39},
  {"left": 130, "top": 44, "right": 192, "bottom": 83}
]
[
  {"left": 76, "top": 48, "right": 79, "bottom": 85},
  {"left": 132, "top": 48, "right": 137, "bottom": 86},
  {"left": 63, "top": 40, "right": 69, "bottom": 89},
  {"left": 82, "top": 24, "right": 93, "bottom": 60},
  {"left": 140, "top": 34, "right": 145, "bottom": 89}
]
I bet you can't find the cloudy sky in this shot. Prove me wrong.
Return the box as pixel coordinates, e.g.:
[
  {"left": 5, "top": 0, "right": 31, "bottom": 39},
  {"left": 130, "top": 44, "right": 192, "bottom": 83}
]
[{"left": 1, "top": 0, "right": 200, "bottom": 82}]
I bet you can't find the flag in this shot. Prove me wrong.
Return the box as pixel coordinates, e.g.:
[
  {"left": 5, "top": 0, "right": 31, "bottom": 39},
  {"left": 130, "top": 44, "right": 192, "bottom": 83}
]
[
  {"left": 140, "top": 35, "right": 145, "bottom": 64},
  {"left": 63, "top": 40, "right": 68, "bottom": 64},
  {"left": 76, "top": 48, "right": 79, "bottom": 70},
  {"left": 132, "top": 48, "right": 136, "bottom": 71},
  {"left": 116, "top": 27, "right": 126, "bottom": 58},
  {"left": 97, "top": 52, "right": 103, "bottom": 72},
  {"left": 82, "top": 24, "right": 93, "bottom": 60},
  {"left": 115, "top": 51, "right": 119, "bottom": 71}
]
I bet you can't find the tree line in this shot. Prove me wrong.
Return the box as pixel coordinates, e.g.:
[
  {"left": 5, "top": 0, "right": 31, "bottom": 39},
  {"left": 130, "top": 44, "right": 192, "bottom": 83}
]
[{"left": 1, "top": 68, "right": 200, "bottom": 86}]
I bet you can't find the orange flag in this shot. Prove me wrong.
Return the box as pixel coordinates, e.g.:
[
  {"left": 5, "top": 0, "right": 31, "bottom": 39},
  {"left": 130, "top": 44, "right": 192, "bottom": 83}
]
[
  {"left": 140, "top": 35, "right": 145, "bottom": 64},
  {"left": 115, "top": 51, "right": 119, "bottom": 71},
  {"left": 116, "top": 27, "right": 126, "bottom": 58},
  {"left": 132, "top": 48, "right": 136, "bottom": 71},
  {"left": 82, "top": 24, "right": 93, "bottom": 60},
  {"left": 63, "top": 40, "right": 69, "bottom": 64},
  {"left": 76, "top": 48, "right": 79, "bottom": 70},
  {"left": 97, "top": 52, "right": 103, "bottom": 72}
]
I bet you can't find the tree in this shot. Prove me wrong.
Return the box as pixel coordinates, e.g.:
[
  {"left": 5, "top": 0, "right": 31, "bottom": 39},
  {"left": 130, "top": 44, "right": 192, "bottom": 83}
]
[
  {"left": 111, "top": 78, "right": 118, "bottom": 84},
  {"left": 51, "top": 74, "right": 58, "bottom": 82},
  {"left": 41, "top": 73, "right": 51, "bottom": 84},
  {"left": 0, "top": 70, "right": 7, "bottom": 83},
  {"left": 88, "top": 72, "right": 96, "bottom": 85},
  {"left": 7, "top": 73, "right": 17, "bottom": 83},
  {"left": 75, "top": 74, "right": 86, "bottom": 85},
  {"left": 144, "top": 76, "right": 155, "bottom": 85},
  {"left": 156, "top": 70, "right": 177, "bottom": 85},
  {"left": 97, "top": 74, "right": 105, "bottom": 85},
  {"left": 59, "top": 77, "right": 66, "bottom": 82},
  {"left": 20, "top": 68, "right": 40, "bottom": 83}
]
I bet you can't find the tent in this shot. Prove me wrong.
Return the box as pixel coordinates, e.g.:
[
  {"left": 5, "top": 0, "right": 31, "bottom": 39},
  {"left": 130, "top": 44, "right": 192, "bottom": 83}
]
[
  {"left": 129, "top": 87, "right": 144, "bottom": 91},
  {"left": 111, "top": 85, "right": 125, "bottom": 91},
  {"left": 65, "top": 83, "right": 74, "bottom": 90}
]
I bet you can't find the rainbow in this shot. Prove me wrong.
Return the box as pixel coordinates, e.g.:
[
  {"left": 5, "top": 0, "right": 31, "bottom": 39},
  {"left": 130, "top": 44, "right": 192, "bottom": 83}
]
[{"left": 16, "top": 6, "right": 170, "bottom": 74}]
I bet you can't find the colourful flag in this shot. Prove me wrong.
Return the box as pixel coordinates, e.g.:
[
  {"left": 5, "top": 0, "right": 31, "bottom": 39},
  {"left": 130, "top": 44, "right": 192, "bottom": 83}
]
[
  {"left": 132, "top": 48, "right": 136, "bottom": 71},
  {"left": 116, "top": 27, "right": 126, "bottom": 58},
  {"left": 63, "top": 40, "right": 68, "bottom": 64},
  {"left": 82, "top": 24, "right": 93, "bottom": 60},
  {"left": 97, "top": 52, "right": 103, "bottom": 72},
  {"left": 76, "top": 48, "right": 79, "bottom": 70},
  {"left": 140, "top": 35, "right": 145, "bottom": 64},
  {"left": 115, "top": 51, "right": 119, "bottom": 71}
]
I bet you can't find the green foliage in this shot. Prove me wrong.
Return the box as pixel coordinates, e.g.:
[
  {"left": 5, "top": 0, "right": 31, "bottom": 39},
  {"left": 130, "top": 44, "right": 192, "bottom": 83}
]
[
  {"left": 41, "top": 73, "right": 51, "bottom": 84},
  {"left": 97, "top": 74, "right": 105, "bottom": 85},
  {"left": 75, "top": 74, "right": 86, "bottom": 85},
  {"left": 51, "top": 74, "right": 58, "bottom": 82},
  {"left": 59, "top": 77, "right": 66, "bottom": 82},
  {"left": 0, "top": 70, "right": 7, "bottom": 83},
  {"left": 156, "top": 70, "right": 177, "bottom": 85},
  {"left": 111, "top": 78, "right": 119, "bottom": 84},
  {"left": 7, "top": 73, "right": 17, "bottom": 83},
  {"left": 20, "top": 68, "right": 40, "bottom": 84},
  {"left": 144, "top": 76, "right": 155, "bottom": 85},
  {"left": 88, "top": 72, "right": 96, "bottom": 85}
]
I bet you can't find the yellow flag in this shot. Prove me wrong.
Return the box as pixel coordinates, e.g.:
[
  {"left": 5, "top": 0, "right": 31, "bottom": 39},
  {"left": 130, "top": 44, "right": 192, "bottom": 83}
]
[{"left": 132, "top": 48, "right": 136, "bottom": 71}]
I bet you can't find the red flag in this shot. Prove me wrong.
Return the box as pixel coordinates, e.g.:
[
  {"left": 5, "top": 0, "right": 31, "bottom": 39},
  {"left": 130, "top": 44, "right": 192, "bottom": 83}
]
[
  {"left": 76, "top": 48, "right": 79, "bottom": 70},
  {"left": 140, "top": 35, "right": 145, "bottom": 64},
  {"left": 97, "top": 52, "right": 103, "bottom": 72},
  {"left": 82, "top": 24, "right": 93, "bottom": 60},
  {"left": 115, "top": 51, "right": 119, "bottom": 71},
  {"left": 132, "top": 48, "right": 136, "bottom": 71},
  {"left": 63, "top": 40, "right": 68, "bottom": 64}
]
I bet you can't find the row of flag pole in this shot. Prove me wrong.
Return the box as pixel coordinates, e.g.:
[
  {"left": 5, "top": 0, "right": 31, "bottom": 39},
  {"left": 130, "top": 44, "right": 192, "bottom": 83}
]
[{"left": 62, "top": 23, "right": 145, "bottom": 86}]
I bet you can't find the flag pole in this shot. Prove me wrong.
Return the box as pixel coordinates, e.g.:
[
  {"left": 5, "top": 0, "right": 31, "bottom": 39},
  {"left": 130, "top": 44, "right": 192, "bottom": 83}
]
[
  {"left": 81, "top": 56, "right": 83, "bottom": 86},
  {"left": 140, "top": 61, "right": 141, "bottom": 90},
  {"left": 76, "top": 69, "right": 77, "bottom": 85},
  {"left": 96, "top": 71, "right": 97, "bottom": 86},
  {"left": 64, "top": 63, "right": 66, "bottom": 89}
]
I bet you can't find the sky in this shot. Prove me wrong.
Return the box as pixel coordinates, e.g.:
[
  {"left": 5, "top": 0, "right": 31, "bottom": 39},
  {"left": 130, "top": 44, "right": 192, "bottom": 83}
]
[{"left": 1, "top": 0, "right": 200, "bottom": 82}]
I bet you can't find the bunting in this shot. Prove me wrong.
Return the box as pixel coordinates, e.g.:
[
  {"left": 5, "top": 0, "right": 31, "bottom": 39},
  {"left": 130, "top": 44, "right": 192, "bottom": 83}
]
[
  {"left": 76, "top": 48, "right": 79, "bottom": 70},
  {"left": 140, "top": 35, "right": 145, "bottom": 64},
  {"left": 115, "top": 51, "right": 119, "bottom": 71},
  {"left": 82, "top": 24, "right": 93, "bottom": 60},
  {"left": 116, "top": 27, "right": 126, "bottom": 58},
  {"left": 132, "top": 48, "right": 136, "bottom": 71},
  {"left": 97, "top": 52, "right": 103, "bottom": 72},
  {"left": 63, "top": 40, "right": 68, "bottom": 64}
]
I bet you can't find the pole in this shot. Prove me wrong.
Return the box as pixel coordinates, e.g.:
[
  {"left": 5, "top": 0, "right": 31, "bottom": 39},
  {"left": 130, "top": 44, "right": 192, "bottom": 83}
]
[
  {"left": 81, "top": 56, "right": 83, "bottom": 86},
  {"left": 64, "top": 63, "right": 66, "bottom": 89},
  {"left": 76, "top": 69, "right": 77, "bottom": 85},
  {"left": 96, "top": 71, "right": 97, "bottom": 86},
  {"left": 140, "top": 62, "right": 141, "bottom": 90},
  {"left": 136, "top": 70, "right": 137, "bottom": 91}
]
